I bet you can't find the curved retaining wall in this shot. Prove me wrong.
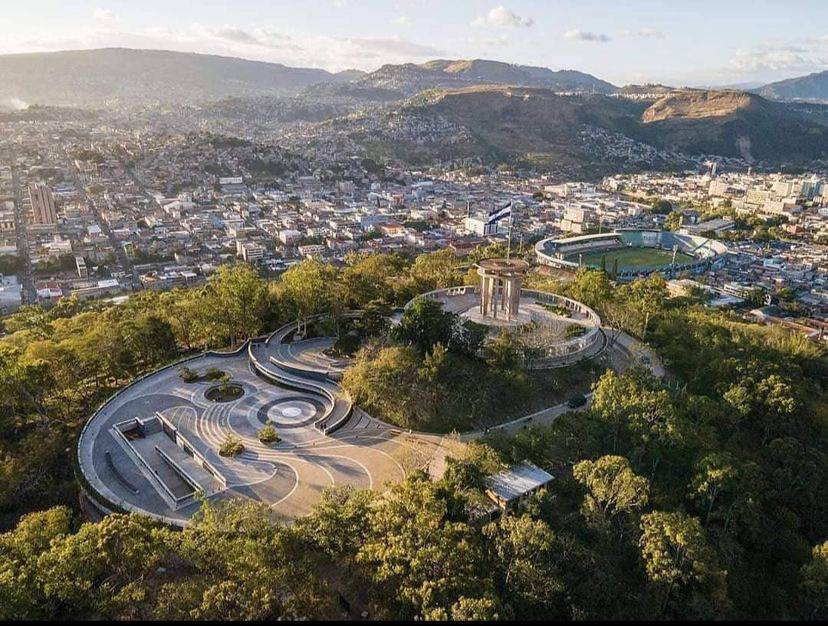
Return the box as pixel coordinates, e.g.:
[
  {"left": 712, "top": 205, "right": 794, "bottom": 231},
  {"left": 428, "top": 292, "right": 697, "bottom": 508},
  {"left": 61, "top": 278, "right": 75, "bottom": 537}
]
[
  {"left": 248, "top": 317, "right": 354, "bottom": 433},
  {"left": 520, "top": 289, "right": 604, "bottom": 364}
]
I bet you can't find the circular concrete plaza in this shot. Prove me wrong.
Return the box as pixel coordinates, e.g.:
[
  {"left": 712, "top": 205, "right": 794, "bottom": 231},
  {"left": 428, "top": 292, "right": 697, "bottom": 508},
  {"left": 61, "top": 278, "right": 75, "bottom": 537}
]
[
  {"left": 77, "top": 341, "right": 446, "bottom": 527},
  {"left": 409, "top": 286, "right": 604, "bottom": 367}
]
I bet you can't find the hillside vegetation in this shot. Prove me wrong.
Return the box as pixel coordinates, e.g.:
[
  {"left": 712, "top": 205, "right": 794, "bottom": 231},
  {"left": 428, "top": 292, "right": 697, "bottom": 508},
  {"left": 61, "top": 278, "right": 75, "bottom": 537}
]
[
  {"left": 757, "top": 70, "right": 828, "bottom": 102},
  {"left": 1, "top": 259, "right": 826, "bottom": 620},
  {"left": 0, "top": 48, "right": 354, "bottom": 107},
  {"left": 352, "top": 58, "right": 616, "bottom": 96},
  {"left": 301, "top": 84, "right": 828, "bottom": 168}
]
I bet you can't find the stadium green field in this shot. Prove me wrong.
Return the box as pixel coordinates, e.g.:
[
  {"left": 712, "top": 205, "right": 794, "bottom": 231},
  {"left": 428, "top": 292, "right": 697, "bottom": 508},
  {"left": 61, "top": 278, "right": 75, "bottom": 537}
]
[{"left": 567, "top": 246, "right": 696, "bottom": 270}]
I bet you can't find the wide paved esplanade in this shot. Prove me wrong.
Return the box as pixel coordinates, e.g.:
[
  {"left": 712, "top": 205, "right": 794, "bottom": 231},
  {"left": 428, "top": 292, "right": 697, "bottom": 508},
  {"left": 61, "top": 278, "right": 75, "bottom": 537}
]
[
  {"left": 477, "top": 258, "right": 529, "bottom": 321},
  {"left": 76, "top": 318, "right": 448, "bottom": 527}
]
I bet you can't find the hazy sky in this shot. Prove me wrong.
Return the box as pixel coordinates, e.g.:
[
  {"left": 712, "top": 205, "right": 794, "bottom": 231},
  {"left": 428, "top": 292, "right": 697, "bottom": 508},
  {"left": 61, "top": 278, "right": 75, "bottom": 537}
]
[{"left": 1, "top": 0, "right": 826, "bottom": 86}]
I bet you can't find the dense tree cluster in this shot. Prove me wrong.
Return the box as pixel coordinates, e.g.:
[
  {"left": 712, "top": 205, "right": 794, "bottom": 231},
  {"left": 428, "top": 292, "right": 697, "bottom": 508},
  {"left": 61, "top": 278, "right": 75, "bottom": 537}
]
[
  {"left": 0, "top": 264, "right": 269, "bottom": 523},
  {"left": 343, "top": 297, "right": 595, "bottom": 431},
  {"left": 0, "top": 251, "right": 470, "bottom": 523},
  {"left": 1, "top": 252, "right": 826, "bottom": 620}
]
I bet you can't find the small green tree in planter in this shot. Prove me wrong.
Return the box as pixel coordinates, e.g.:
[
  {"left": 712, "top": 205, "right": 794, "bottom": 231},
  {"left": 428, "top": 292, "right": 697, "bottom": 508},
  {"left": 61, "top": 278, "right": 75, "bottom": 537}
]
[
  {"left": 218, "top": 434, "right": 244, "bottom": 457},
  {"left": 258, "top": 424, "right": 281, "bottom": 444},
  {"left": 179, "top": 366, "right": 198, "bottom": 382},
  {"left": 216, "top": 371, "right": 235, "bottom": 397}
]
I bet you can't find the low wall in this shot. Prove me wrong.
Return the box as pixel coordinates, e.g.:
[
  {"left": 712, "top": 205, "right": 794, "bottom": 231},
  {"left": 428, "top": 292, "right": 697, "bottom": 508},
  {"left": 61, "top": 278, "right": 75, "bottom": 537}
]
[
  {"left": 248, "top": 319, "right": 354, "bottom": 434},
  {"left": 155, "top": 411, "right": 228, "bottom": 489},
  {"left": 110, "top": 417, "right": 195, "bottom": 510},
  {"left": 76, "top": 342, "right": 250, "bottom": 526}
]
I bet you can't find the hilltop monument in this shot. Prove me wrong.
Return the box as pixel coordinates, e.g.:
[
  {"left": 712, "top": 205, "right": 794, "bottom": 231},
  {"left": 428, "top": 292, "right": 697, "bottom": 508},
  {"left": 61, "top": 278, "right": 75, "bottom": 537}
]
[{"left": 476, "top": 258, "right": 530, "bottom": 321}]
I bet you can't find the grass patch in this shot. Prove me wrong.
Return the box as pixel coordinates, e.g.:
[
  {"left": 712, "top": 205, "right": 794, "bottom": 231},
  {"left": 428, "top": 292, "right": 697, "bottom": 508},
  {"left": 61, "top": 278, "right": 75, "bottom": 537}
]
[
  {"left": 206, "top": 383, "right": 244, "bottom": 403},
  {"left": 179, "top": 366, "right": 229, "bottom": 383},
  {"left": 343, "top": 344, "right": 603, "bottom": 433},
  {"left": 569, "top": 246, "right": 695, "bottom": 270},
  {"left": 535, "top": 301, "right": 571, "bottom": 317}
]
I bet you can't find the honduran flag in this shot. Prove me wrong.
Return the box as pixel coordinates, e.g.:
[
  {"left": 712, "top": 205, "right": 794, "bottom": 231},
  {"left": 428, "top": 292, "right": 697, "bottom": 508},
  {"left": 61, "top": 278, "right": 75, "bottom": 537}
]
[{"left": 486, "top": 201, "right": 512, "bottom": 225}]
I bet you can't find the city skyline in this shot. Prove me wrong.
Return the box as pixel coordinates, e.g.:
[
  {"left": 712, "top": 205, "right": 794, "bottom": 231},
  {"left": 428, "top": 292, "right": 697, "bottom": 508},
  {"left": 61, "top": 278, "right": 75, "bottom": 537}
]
[{"left": 0, "top": 0, "right": 826, "bottom": 87}]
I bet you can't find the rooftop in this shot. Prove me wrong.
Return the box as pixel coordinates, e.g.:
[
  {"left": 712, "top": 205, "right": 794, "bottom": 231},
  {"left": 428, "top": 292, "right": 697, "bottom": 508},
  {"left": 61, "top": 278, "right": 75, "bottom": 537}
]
[{"left": 486, "top": 461, "right": 553, "bottom": 504}]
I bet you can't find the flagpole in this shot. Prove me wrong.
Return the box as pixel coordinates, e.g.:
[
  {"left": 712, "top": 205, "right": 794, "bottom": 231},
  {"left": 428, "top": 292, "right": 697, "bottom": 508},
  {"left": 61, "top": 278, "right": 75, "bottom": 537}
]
[{"left": 506, "top": 215, "right": 513, "bottom": 262}]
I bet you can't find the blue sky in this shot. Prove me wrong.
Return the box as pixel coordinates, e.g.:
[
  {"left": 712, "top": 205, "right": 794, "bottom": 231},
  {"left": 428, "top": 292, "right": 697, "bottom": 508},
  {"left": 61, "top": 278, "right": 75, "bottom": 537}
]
[{"left": 1, "top": 0, "right": 826, "bottom": 86}]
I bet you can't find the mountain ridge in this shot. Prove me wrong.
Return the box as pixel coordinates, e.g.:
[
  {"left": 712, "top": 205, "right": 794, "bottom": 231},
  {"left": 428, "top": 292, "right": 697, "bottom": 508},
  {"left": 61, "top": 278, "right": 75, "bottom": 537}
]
[
  {"left": 353, "top": 58, "right": 617, "bottom": 96},
  {"left": 291, "top": 85, "right": 828, "bottom": 168},
  {"left": 0, "top": 47, "right": 356, "bottom": 107},
  {"left": 756, "top": 70, "right": 828, "bottom": 102}
]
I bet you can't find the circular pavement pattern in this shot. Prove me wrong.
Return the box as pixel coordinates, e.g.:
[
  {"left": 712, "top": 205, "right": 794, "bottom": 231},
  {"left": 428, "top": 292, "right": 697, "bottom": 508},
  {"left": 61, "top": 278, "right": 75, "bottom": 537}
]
[
  {"left": 79, "top": 343, "right": 438, "bottom": 528},
  {"left": 280, "top": 405, "right": 304, "bottom": 418},
  {"left": 256, "top": 396, "right": 325, "bottom": 428}
]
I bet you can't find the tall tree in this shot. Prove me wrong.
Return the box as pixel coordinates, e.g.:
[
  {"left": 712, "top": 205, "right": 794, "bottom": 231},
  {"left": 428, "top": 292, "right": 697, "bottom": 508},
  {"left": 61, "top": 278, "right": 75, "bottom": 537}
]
[
  {"left": 208, "top": 263, "right": 267, "bottom": 345},
  {"left": 275, "top": 259, "right": 339, "bottom": 332},
  {"left": 800, "top": 541, "right": 828, "bottom": 620},
  {"left": 357, "top": 474, "right": 491, "bottom": 619},
  {"left": 573, "top": 455, "right": 650, "bottom": 538},
  {"left": 639, "top": 510, "right": 729, "bottom": 618},
  {"left": 484, "top": 514, "right": 564, "bottom": 618}
]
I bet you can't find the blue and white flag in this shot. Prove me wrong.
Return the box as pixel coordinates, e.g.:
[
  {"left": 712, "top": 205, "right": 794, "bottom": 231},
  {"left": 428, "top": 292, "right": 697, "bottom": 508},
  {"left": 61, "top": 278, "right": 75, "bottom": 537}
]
[{"left": 487, "top": 201, "right": 512, "bottom": 225}]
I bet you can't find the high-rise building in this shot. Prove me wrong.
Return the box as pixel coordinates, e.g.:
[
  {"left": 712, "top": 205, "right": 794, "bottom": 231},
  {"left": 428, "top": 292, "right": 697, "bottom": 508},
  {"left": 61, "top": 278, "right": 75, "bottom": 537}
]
[{"left": 29, "top": 183, "right": 57, "bottom": 225}]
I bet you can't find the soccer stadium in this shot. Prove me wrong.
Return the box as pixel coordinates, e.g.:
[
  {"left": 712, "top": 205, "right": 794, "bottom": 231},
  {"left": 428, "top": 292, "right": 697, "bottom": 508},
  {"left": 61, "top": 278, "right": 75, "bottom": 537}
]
[{"left": 534, "top": 229, "right": 728, "bottom": 281}]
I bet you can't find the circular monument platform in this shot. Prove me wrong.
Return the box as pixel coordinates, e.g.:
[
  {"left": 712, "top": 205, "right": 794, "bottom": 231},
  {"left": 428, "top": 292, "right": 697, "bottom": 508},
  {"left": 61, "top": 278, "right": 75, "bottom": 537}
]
[{"left": 406, "top": 257, "right": 603, "bottom": 368}]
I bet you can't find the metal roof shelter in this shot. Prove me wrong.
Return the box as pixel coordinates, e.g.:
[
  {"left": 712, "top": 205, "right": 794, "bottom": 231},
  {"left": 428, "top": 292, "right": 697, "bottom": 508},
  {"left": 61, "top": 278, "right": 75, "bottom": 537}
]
[{"left": 486, "top": 461, "right": 554, "bottom": 509}]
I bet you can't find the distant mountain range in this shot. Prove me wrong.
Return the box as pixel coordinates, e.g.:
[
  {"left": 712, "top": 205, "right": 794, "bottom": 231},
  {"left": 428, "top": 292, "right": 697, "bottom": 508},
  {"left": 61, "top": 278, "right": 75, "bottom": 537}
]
[
  {"left": 638, "top": 90, "right": 828, "bottom": 160},
  {"left": 0, "top": 47, "right": 826, "bottom": 169},
  {"left": 756, "top": 70, "right": 828, "bottom": 102},
  {"left": 0, "top": 48, "right": 618, "bottom": 108},
  {"left": 0, "top": 47, "right": 825, "bottom": 109},
  {"left": 0, "top": 48, "right": 359, "bottom": 107},
  {"left": 351, "top": 59, "right": 617, "bottom": 96}
]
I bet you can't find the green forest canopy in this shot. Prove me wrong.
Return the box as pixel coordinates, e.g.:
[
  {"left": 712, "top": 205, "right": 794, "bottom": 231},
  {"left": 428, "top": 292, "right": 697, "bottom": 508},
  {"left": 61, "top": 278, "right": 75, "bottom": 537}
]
[{"left": 0, "top": 254, "right": 826, "bottom": 620}]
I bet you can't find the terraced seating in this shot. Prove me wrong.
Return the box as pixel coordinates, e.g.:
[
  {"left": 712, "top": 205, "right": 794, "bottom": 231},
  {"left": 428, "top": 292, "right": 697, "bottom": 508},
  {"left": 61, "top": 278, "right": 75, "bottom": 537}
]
[{"left": 248, "top": 321, "right": 354, "bottom": 434}]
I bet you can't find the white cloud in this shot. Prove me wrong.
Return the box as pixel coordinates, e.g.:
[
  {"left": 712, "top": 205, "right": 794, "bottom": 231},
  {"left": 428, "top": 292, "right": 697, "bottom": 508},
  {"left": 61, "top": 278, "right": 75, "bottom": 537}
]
[
  {"left": 341, "top": 36, "right": 443, "bottom": 59},
  {"left": 188, "top": 23, "right": 298, "bottom": 50},
  {"left": 634, "top": 28, "right": 664, "bottom": 39},
  {"left": 472, "top": 5, "right": 534, "bottom": 28},
  {"left": 564, "top": 29, "right": 611, "bottom": 43},
  {"left": 617, "top": 28, "right": 664, "bottom": 39},
  {"left": 468, "top": 35, "right": 509, "bottom": 47},
  {"left": 391, "top": 16, "right": 412, "bottom": 26},
  {"left": 729, "top": 45, "right": 825, "bottom": 73},
  {"left": 93, "top": 8, "right": 115, "bottom": 21},
  {"left": 0, "top": 23, "right": 447, "bottom": 73}
]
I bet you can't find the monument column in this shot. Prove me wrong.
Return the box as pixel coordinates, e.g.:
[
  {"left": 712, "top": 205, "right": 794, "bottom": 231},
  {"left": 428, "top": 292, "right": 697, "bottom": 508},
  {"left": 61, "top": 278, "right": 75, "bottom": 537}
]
[{"left": 476, "top": 258, "right": 529, "bottom": 324}]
